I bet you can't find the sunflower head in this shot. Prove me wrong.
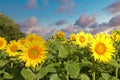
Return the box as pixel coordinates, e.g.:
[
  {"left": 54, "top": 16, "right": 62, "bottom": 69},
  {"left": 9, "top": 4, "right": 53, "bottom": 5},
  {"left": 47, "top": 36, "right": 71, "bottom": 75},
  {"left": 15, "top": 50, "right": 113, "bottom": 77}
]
[
  {"left": 51, "top": 34, "right": 56, "bottom": 39},
  {"left": 90, "top": 33, "right": 115, "bottom": 63},
  {"left": 18, "top": 38, "right": 26, "bottom": 45},
  {"left": 57, "top": 31, "right": 65, "bottom": 38},
  {"left": 19, "top": 38, "right": 47, "bottom": 68},
  {"left": 86, "top": 33, "right": 93, "bottom": 43},
  {"left": 75, "top": 31, "right": 88, "bottom": 47},
  {"left": 6, "top": 40, "right": 20, "bottom": 57},
  {"left": 111, "top": 30, "right": 120, "bottom": 41},
  {"left": 70, "top": 34, "right": 76, "bottom": 41},
  {"left": 61, "top": 38, "right": 66, "bottom": 44},
  {"left": 0, "top": 37, "right": 7, "bottom": 50},
  {"left": 26, "top": 33, "right": 45, "bottom": 43},
  {"left": 112, "top": 33, "right": 120, "bottom": 41},
  {"left": 26, "top": 33, "right": 37, "bottom": 42}
]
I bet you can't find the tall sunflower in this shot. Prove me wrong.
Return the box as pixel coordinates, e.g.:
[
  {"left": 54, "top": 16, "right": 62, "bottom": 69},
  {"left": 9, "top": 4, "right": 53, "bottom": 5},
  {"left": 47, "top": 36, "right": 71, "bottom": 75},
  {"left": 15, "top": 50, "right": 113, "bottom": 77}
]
[
  {"left": 17, "top": 38, "right": 26, "bottom": 49},
  {"left": 6, "top": 40, "right": 20, "bottom": 57},
  {"left": 0, "top": 37, "right": 7, "bottom": 50},
  {"left": 86, "top": 33, "right": 93, "bottom": 44},
  {"left": 51, "top": 34, "right": 56, "bottom": 39},
  {"left": 57, "top": 31, "right": 65, "bottom": 38},
  {"left": 19, "top": 40, "right": 47, "bottom": 68},
  {"left": 75, "top": 31, "right": 88, "bottom": 47},
  {"left": 90, "top": 33, "right": 115, "bottom": 63},
  {"left": 26, "top": 33, "right": 45, "bottom": 43},
  {"left": 70, "top": 34, "right": 76, "bottom": 41}
]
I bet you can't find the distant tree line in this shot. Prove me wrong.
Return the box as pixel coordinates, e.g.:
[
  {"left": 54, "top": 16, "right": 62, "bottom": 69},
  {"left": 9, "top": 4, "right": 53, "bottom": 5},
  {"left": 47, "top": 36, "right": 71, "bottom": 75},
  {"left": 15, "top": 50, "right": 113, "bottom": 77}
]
[{"left": 0, "top": 13, "right": 25, "bottom": 42}]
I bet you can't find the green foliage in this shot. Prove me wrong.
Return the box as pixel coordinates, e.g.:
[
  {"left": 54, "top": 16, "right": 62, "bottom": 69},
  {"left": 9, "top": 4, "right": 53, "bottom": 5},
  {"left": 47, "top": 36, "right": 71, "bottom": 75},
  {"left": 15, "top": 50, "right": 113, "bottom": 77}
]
[
  {"left": 0, "top": 28, "right": 120, "bottom": 80},
  {"left": 50, "top": 74, "right": 62, "bottom": 80},
  {"left": 0, "top": 13, "right": 25, "bottom": 41},
  {"left": 65, "top": 61, "right": 80, "bottom": 78},
  {"left": 80, "top": 74, "right": 90, "bottom": 80},
  {"left": 53, "top": 41, "right": 69, "bottom": 58},
  {"left": 21, "top": 68, "right": 35, "bottom": 80}
]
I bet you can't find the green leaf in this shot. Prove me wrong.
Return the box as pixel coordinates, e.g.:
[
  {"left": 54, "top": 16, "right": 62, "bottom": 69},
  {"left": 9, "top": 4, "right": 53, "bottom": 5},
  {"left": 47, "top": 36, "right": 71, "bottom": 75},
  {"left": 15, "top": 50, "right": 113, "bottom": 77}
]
[
  {"left": 36, "top": 67, "right": 48, "bottom": 79},
  {"left": 54, "top": 42, "right": 68, "bottom": 58},
  {"left": 65, "top": 61, "right": 80, "bottom": 78},
  {"left": 0, "top": 60, "right": 8, "bottom": 68},
  {"left": 80, "top": 74, "right": 90, "bottom": 80},
  {"left": 4, "top": 72, "right": 14, "bottom": 79},
  {"left": 21, "top": 68, "right": 35, "bottom": 80},
  {"left": 101, "top": 73, "right": 110, "bottom": 80},
  {"left": 81, "top": 59, "right": 93, "bottom": 67},
  {"left": 50, "top": 74, "right": 62, "bottom": 80},
  {"left": 109, "top": 59, "right": 120, "bottom": 68},
  {"left": 46, "top": 53, "right": 54, "bottom": 59},
  {"left": 46, "top": 63, "right": 57, "bottom": 73},
  {"left": 98, "top": 77, "right": 105, "bottom": 80},
  {"left": 110, "top": 77, "right": 119, "bottom": 80}
]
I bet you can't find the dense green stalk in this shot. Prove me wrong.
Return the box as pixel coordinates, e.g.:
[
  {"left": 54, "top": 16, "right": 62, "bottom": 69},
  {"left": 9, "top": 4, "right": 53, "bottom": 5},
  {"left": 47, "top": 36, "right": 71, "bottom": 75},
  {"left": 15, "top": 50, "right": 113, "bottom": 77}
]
[
  {"left": 92, "top": 71, "right": 95, "bottom": 80},
  {"left": 116, "top": 67, "right": 118, "bottom": 79}
]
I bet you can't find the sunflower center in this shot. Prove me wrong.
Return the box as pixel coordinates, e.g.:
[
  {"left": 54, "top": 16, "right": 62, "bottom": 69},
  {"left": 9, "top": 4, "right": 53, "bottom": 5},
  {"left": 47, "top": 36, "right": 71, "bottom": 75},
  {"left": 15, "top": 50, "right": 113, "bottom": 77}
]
[
  {"left": 10, "top": 45, "right": 18, "bottom": 52},
  {"left": 59, "top": 34, "right": 63, "bottom": 37},
  {"left": 95, "top": 43, "right": 106, "bottom": 55},
  {"left": 0, "top": 40, "right": 3, "bottom": 47},
  {"left": 71, "top": 36, "right": 76, "bottom": 41},
  {"left": 28, "top": 48, "right": 39, "bottom": 59},
  {"left": 20, "top": 40, "right": 25, "bottom": 45},
  {"left": 79, "top": 36, "right": 85, "bottom": 43}
]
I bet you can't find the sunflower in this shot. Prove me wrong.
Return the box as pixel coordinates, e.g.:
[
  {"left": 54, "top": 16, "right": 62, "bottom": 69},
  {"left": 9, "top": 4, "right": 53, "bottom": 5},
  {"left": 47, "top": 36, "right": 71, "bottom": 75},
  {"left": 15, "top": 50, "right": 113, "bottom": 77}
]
[
  {"left": 75, "top": 31, "right": 88, "bottom": 47},
  {"left": 70, "top": 34, "right": 76, "bottom": 41},
  {"left": 86, "top": 33, "right": 93, "bottom": 43},
  {"left": 57, "top": 31, "right": 65, "bottom": 38},
  {"left": 26, "top": 34, "right": 37, "bottom": 42},
  {"left": 112, "top": 32, "right": 117, "bottom": 40},
  {"left": 61, "top": 38, "right": 66, "bottom": 44},
  {"left": 17, "top": 38, "right": 26, "bottom": 49},
  {"left": 90, "top": 33, "right": 115, "bottom": 63},
  {"left": 116, "top": 34, "right": 120, "bottom": 41},
  {"left": 6, "top": 40, "right": 20, "bottom": 57},
  {"left": 112, "top": 33, "right": 120, "bottom": 41},
  {"left": 19, "top": 40, "right": 47, "bottom": 68},
  {"left": 51, "top": 34, "right": 56, "bottom": 39},
  {"left": 0, "top": 37, "right": 7, "bottom": 50},
  {"left": 26, "top": 33, "right": 45, "bottom": 43}
]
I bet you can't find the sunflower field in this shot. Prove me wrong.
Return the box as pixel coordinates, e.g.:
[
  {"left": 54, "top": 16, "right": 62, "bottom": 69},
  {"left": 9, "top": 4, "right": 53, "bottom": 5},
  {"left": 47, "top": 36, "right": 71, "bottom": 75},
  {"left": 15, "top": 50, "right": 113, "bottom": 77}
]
[{"left": 0, "top": 30, "right": 120, "bottom": 80}]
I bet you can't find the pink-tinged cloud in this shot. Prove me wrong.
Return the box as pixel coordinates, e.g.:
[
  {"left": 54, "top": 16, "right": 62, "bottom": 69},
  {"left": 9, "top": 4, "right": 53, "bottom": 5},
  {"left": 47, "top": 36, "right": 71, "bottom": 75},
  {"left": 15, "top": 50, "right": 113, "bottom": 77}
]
[
  {"left": 95, "top": 26, "right": 120, "bottom": 34},
  {"left": 56, "top": 0, "right": 74, "bottom": 13},
  {"left": 54, "top": 19, "right": 66, "bottom": 26},
  {"left": 20, "top": 17, "right": 37, "bottom": 28},
  {"left": 30, "top": 27, "right": 57, "bottom": 39},
  {"left": 19, "top": 17, "right": 37, "bottom": 33},
  {"left": 91, "top": 27, "right": 107, "bottom": 34},
  {"left": 66, "top": 25, "right": 74, "bottom": 33},
  {"left": 18, "top": 16, "right": 57, "bottom": 39},
  {"left": 105, "top": 1, "right": 120, "bottom": 14},
  {"left": 74, "top": 14, "right": 97, "bottom": 28},
  {"left": 27, "top": 0, "right": 38, "bottom": 8},
  {"left": 88, "top": 15, "right": 120, "bottom": 34},
  {"left": 61, "top": 25, "right": 74, "bottom": 33},
  {"left": 109, "top": 15, "right": 120, "bottom": 26}
]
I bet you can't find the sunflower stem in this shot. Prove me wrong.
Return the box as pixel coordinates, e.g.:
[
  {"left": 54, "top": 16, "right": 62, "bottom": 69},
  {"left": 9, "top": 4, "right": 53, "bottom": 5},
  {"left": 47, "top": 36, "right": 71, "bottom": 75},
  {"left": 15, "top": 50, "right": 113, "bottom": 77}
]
[
  {"left": 92, "top": 60, "right": 96, "bottom": 80},
  {"left": 92, "top": 71, "right": 95, "bottom": 80},
  {"left": 116, "top": 67, "right": 118, "bottom": 79},
  {"left": 115, "top": 52, "right": 119, "bottom": 79},
  {"left": 66, "top": 71, "right": 69, "bottom": 80}
]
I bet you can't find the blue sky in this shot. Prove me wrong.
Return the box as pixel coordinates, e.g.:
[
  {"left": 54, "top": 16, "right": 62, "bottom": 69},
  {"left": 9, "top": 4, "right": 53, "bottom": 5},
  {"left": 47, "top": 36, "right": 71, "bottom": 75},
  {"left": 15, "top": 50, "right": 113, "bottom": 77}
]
[{"left": 0, "top": 0, "right": 120, "bottom": 38}]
